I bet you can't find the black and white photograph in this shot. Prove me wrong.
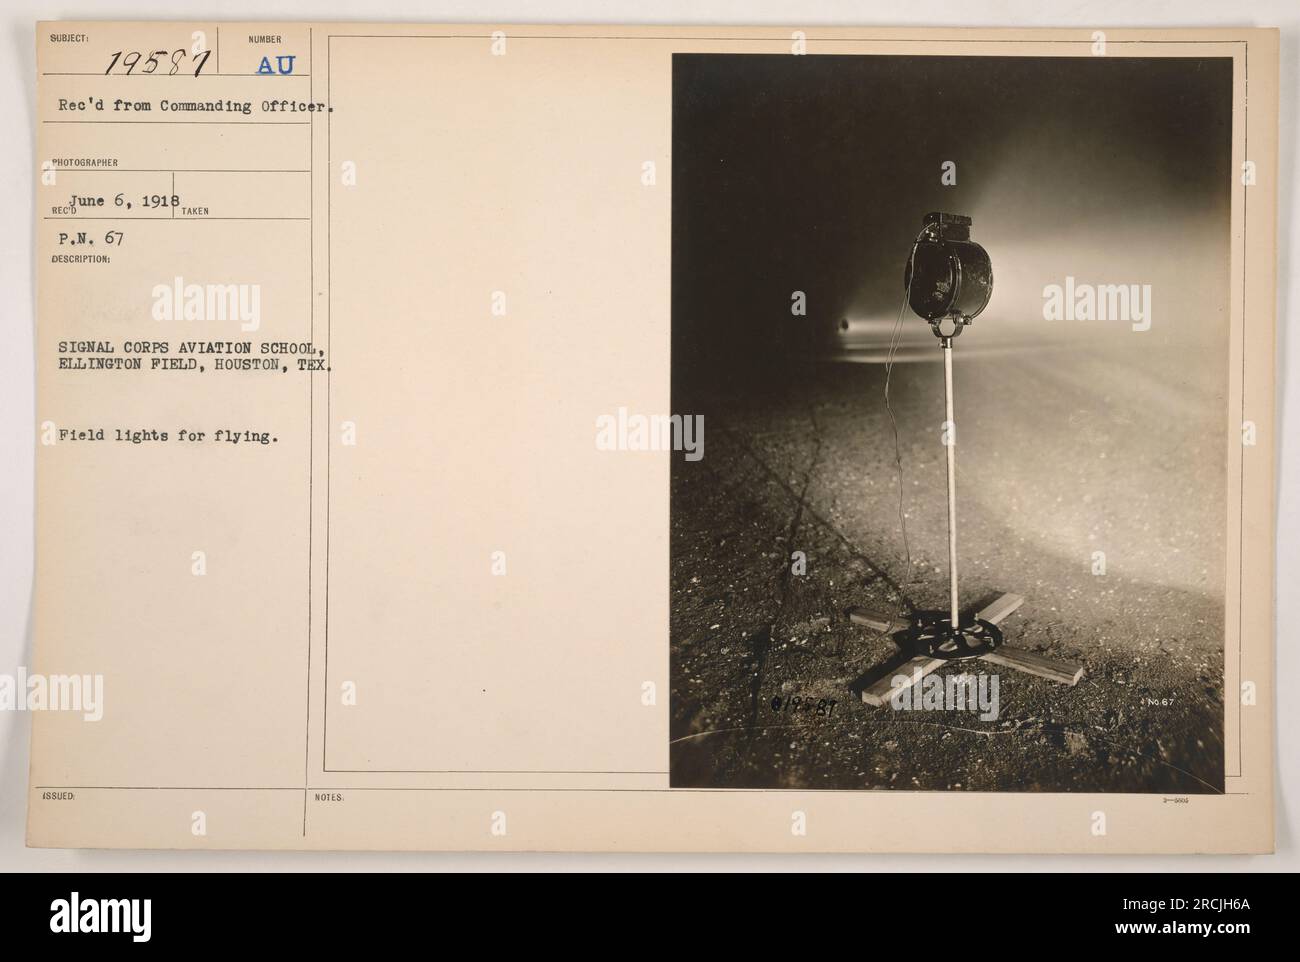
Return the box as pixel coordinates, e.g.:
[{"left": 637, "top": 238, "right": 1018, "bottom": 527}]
[{"left": 670, "top": 52, "right": 1234, "bottom": 793}]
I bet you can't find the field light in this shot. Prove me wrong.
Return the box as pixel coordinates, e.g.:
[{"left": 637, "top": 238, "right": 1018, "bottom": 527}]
[
  {"left": 898, "top": 212, "right": 1001, "bottom": 656},
  {"left": 904, "top": 212, "right": 994, "bottom": 337},
  {"left": 850, "top": 213, "right": 1084, "bottom": 704}
]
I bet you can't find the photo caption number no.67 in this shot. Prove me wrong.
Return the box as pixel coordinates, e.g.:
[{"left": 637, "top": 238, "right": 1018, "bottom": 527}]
[{"left": 105, "top": 49, "right": 212, "bottom": 76}]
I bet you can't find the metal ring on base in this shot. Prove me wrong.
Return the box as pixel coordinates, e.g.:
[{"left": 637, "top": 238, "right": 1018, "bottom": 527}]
[{"left": 903, "top": 612, "right": 1004, "bottom": 660}]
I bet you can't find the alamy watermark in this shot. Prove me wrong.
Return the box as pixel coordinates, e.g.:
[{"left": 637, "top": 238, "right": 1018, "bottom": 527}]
[
  {"left": 151, "top": 276, "right": 261, "bottom": 331},
  {"left": 0, "top": 668, "right": 103, "bottom": 721},
  {"left": 50, "top": 893, "right": 150, "bottom": 942},
  {"left": 596, "top": 407, "right": 704, "bottom": 461},
  {"left": 890, "top": 670, "right": 1000, "bottom": 721},
  {"left": 1042, "top": 276, "right": 1152, "bottom": 332}
]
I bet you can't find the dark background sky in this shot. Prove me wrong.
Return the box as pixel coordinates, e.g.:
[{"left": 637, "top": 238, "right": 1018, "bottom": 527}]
[{"left": 671, "top": 54, "right": 1233, "bottom": 397}]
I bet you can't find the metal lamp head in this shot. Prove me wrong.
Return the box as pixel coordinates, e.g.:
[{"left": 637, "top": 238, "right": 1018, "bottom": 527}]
[{"left": 903, "top": 212, "right": 993, "bottom": 339}]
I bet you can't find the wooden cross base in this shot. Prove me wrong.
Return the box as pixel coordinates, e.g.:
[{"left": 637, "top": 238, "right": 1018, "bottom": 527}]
[{"left": 849, "top": 593, "right": 1084, "bottom": 707}]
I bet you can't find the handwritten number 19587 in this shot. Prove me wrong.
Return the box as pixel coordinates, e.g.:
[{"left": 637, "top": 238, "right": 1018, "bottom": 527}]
[{"left": 104, "top": 49, "right": 212, "bottom": 77}]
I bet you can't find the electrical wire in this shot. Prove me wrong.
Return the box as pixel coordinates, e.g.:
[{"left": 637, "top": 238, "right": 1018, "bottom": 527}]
[{"left": 882, "top": 224, "right": 932, "bottom": 587}]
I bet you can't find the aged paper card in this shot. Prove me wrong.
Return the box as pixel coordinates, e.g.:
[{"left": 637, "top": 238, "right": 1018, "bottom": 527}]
[{"left": 29, "top": 23, "right": 1276, "bottom": 852}]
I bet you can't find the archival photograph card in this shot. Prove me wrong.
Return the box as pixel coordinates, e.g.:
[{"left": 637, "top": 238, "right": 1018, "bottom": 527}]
[{"left": 29, "top": 22, "right": 1277, "bottom": 852}]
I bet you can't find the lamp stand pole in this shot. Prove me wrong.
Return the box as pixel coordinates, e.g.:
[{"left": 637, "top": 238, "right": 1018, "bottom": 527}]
[
  {"left": 849, "top": 319, "right": 1086, "bottom": 706},
  {"left": 942, "top": 336, "right": 959, "bottom": 631}
]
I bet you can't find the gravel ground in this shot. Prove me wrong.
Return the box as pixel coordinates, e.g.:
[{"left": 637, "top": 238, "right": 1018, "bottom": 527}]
[{"left": 670, "top": 349, "right": 1226, "bottom": 793}]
